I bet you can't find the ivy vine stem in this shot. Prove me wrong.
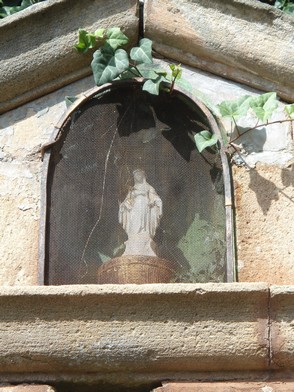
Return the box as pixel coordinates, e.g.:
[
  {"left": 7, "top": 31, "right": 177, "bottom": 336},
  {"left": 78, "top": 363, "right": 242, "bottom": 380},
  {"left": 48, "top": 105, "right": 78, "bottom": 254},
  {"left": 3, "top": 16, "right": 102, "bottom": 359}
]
[{"left": 229, "top": 118, "right": 294, "bottom": 144}]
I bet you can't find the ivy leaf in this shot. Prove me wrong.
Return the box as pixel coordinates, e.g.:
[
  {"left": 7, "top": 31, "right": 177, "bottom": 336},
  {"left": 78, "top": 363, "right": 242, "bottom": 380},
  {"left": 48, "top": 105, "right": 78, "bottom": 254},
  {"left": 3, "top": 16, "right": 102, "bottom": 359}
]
[
  {"left": 194, "top": 131, "right": 218, "bottom": 153},
  {"left": 0, "top": 6, "right": 8, "bottom": 17},
  {"left": 137, "top": 63, "right": 159, "bottom": 79},
  {"left": 94, "top": 28, "right": 105, "bottom": 39},
  {"left": 218, "top": 95, "right": 251, "bottom": 119},
  {"left": 65, "top": 96, "right": 78, "bottom": 108},
  {"left": 114, "top": 49, "right": 130, "bottom": 73},
  {"left": 284, "top": 104, "right": 294, "bottom": 119},
  {"left": 91, "top": 46, "right": 129, "bottom": 85},
  {"left": 249, "top": 92, "right": 278, "bottom": 122},
  {"left": 130, "top": 38, "right": 153, "bottom": 64},
  {"left": 75, "top": 29, "right": 97, "bottom": 53},
  {"left": 119, "top": 67, "right": 141, "bottom": 79},
  {"left": 274, "top": 0, "right": 294, "bottom": 13},
  {"left": 155, "top": 69, "right": 167, "bottom": 78},
  {"left": 283, "top": 3, "right": 294, "bottom": 14},
  {"left": 105, "top": 27, "right": 129, "bottom": 50},
  {"left": 169, "top": 63, "right": 182, "bottom": 80},
  {"left": 142, "top": 76, "right": 165, "bottom": 95},
  {"left": 175, "top": 77, "right": 192, "bottom": 92}
]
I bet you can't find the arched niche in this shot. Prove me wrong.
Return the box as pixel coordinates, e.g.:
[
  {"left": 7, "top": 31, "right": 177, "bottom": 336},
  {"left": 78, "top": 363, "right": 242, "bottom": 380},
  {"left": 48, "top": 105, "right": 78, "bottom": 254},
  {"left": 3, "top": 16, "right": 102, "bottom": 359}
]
[{"left": 39, "top": 80, "right": 235, "bottom": 285}]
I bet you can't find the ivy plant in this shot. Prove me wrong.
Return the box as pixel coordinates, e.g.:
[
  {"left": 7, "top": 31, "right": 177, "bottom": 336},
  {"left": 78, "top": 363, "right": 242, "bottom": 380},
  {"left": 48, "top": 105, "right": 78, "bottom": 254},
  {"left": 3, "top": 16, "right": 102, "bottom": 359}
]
[
  {"left": 273, "top": 0, "right": 294, "bottom": 14},
  {"left": 75, "top": 27, "right": 294, "bottom": 161},
  {"left": 75, "top": 27, "right": 186, "bottom": 96},
  {"left": 195, "top": 92, "right": 294, "bottom": 161}
]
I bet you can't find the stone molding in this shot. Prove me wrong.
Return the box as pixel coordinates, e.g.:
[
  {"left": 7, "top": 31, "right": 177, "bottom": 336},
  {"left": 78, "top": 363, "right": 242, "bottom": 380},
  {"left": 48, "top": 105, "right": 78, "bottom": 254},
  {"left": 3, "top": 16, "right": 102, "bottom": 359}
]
[
  {"left": 144, "top": 0, "right": 294, "bottom": 103},
  {"left": 154, "top": 381, "right": 294, "bottom": 391},
  {"left": 0, "top": 283, "right": 293, "bottom": 386},
  {"left": 0, "top": 387, "right": 55, "bottom": 392},
  {"left": 0, "top": 0, "right": 138, "bottom": 114},
  {"left": 1, "top": 0, "right": 294, "bottom": 114}
]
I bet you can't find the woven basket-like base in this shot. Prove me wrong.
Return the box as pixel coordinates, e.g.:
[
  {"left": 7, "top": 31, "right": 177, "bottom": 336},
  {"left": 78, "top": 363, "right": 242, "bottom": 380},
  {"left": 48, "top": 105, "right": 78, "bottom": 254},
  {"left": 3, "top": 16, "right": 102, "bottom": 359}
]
[{"left": 97, "top": 255, "right": 178, "bottom": 284}]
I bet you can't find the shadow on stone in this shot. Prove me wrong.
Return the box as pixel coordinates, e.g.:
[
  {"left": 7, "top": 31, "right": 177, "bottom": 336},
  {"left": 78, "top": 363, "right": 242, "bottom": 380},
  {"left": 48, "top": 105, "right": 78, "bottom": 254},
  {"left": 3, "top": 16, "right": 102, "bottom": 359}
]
[{"left": 249, "top": 169, "right": 279, "bottom": 215}]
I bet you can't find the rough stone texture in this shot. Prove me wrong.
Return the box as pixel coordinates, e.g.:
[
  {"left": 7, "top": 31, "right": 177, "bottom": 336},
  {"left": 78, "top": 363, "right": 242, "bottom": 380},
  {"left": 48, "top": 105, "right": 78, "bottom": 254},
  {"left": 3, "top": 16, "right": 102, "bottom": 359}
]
[
  {"left": 0, "top": 283, "right": 269, "bottom": 381},
  {"left": 155, "top": 381, "right": 294, "bottom": 391},
  {"left": 0, "top": 76, "right": 95, "bottom": 286},
  {"left": 0, "top": 387, "right": 55, "bottom": 392},
  {"left": 0, "top": 64, "right": 293, "bottom": 286},
  {"left": 155, "top": 382, "right": 294, "bottom": 391},
  {"left": 0, "top": 0, "right": 138, "bottom": 114},
  {"left": 270, "top": 286, "right": 294, "bottom": 370},
  {"left": 234, "top": 164, "right": 294, "bottom": 284},
  {"left": 145, "top": 0, "right": 294, "bottom": 103}
]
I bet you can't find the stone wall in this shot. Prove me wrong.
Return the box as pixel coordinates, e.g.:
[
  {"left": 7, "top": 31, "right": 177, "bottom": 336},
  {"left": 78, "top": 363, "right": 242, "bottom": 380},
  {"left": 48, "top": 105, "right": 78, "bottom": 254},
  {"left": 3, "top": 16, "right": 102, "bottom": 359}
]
[
  {"left": 0, "top": 0, "right": 138, "bottom": 113},
  {"left": 0, "top": 0, "right": 294, "bottom": 390},
  {"left": 145, "top": 0, "right": 294, "bottom": 103},
  {"left": 0, "top": 61, "right": 293, "bottom": 285}
]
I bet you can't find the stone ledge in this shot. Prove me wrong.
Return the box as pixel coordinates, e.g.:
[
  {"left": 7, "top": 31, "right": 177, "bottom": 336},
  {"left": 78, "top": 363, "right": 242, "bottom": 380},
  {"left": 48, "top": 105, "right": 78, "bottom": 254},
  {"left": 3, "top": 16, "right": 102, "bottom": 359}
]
[
  {"left": 154, "top": 381, "right": 294, "bottom": 391},
  {"left": 270, "top": 286, "right": 294, "bottom": 370},
  {"left": 145, "top": 0, "right": 294, "bottom": 102},
  {"left": 0, "top": 283, "right": 269, "bottom": 382},
  {"left": 0, "top": 387, "right": 55, "bottom": 392},
  {"left": 1, "top": 283, "right": 294, "bottom": 386},
  {"left": 0, "top": 0, "right": 138, "bottom": 114}
]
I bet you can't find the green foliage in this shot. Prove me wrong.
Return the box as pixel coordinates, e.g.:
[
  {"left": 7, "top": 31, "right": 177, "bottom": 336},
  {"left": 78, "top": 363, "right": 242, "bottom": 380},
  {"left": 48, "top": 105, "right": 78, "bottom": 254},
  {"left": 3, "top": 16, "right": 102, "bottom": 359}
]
[
  {"left": 91, "top": 47, "right": 129, "bottom": 85},
  {"left": 285, "top": 103, "right": 294, "bottom": 118},
  {"left": 0, "top": 0, "right": 45, "bottom": 18},
  {"left": 74, "top": 30, "right": 98, "bottom": 53},
  {"left": 142, "top": 76, "right": 166, "bottom": 95},
  {"left": 74, "top": 27, "right": 128, "bottom": 53},
  {"left": 169, "top": 63, "right": 182, "bottom": 81},
  {"left": 257, "top": 0, "right": 294, "bottom": 14},
  {"left": 274, "top": 0, "right": 294, "bottom": 14},
  {"left": 217, "top": 92, "right": 279, "bottom": 123},
  {"left": 65, "top": 96, "right": 78, "bottom": 108},
  {"left": 75, "top": 27, "right": 293, "bottom": 159},
  {"left": 218, "top": 95, "right": 251, "bottom": 119},
  {"left": 105, "top": 27, "right": 129, "bottom": 50},
  {"left": 75, "top": 26, "right": 190, "bottom": 96},
  {"left": 130, "top": 38, "right": 153, "bottom": 64},
  {"left": 194, "top": 91, "right": 294, "bottom": 156},
  {"left": 249, "top": 92, "right": 278, "bottom": 122},
  {"left": 194, "top": 131, "right": 218, "bottom": 153}
]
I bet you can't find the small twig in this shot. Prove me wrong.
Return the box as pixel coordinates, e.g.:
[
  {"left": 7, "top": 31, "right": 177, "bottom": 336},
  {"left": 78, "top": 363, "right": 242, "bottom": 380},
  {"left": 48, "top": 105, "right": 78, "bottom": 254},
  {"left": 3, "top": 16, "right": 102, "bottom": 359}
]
[
  {"left": 232, "top": 116, "right": 241, "bottom": 137},
  {"left": 126, "top": 68, "right": 141, "bottom": 78},
  {"left": 169, "top": 69, "right": 180, "bottom": 95},
  {"left": 129, "top": 62, "right": 143, "bottom": 77},
  {"left": 226, "top": 143, "right": 251, "bottom": 169}
]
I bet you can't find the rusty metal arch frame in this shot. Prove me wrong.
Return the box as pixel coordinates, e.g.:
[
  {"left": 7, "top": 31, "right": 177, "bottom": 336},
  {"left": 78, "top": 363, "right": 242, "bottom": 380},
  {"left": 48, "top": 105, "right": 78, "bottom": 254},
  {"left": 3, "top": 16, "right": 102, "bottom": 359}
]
[{"left": 39, "top": 79, "right": 236, "bottom": 285}]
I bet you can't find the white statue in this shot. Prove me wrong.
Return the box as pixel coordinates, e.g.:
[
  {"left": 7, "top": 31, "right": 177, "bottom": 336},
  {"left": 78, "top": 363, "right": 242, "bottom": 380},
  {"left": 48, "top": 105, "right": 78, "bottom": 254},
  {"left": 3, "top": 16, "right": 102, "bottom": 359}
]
[{"left": 119, "top": 169, "right": 162, "bottom": 256}]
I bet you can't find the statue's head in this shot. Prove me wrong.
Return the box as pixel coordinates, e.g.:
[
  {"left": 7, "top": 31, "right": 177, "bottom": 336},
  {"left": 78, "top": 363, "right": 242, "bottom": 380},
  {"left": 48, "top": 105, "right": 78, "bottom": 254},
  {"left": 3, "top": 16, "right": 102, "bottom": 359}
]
[{"left": 133, "top": 169, "right": 146, "bottom": 184}]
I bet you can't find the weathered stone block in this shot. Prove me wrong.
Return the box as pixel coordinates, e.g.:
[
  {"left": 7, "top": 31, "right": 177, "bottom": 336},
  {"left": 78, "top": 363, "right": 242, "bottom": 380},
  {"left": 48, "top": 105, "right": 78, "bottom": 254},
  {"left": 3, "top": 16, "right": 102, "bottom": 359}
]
[
  {"left": 0, "top": 0, "right": 138, "bottom": 113},
  {"left": 234, "top": 164, "right": 294, "bottom": 285},
  {"left": 145, "top": 0, "right": 294, "bottom": 102},
  {"left": 270, "top": 286, "right": 294, "bottom": 369},
  {"left": 0, "top": 386, "right": 55, "bottom": 392},
  {"left": 0, "top": 283, "right": 268, "bottom": 383},
  {"left": 154, "top": 381, "right": 294, "bottom": 391}
]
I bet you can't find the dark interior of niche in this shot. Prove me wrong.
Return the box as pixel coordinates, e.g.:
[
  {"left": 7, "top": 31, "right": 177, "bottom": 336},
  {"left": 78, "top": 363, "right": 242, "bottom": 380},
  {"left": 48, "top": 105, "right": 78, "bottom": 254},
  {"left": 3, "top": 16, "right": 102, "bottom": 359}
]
[{"left": 45, "top": 84, "right": 225, "bottom": 285}]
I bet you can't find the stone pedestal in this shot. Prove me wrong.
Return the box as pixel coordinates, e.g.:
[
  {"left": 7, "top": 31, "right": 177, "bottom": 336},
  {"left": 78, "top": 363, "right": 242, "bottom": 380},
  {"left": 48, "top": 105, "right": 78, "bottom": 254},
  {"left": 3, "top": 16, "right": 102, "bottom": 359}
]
[{"left": 97, "top": 255, "right": 178, "bottom": 284}]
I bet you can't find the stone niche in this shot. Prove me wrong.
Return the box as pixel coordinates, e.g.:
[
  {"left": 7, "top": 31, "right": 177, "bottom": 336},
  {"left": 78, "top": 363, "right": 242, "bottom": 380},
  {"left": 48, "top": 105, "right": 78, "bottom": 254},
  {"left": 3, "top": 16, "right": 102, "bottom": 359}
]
[{"left": 40, "top": 80, "right": 234, "bottom": 285}]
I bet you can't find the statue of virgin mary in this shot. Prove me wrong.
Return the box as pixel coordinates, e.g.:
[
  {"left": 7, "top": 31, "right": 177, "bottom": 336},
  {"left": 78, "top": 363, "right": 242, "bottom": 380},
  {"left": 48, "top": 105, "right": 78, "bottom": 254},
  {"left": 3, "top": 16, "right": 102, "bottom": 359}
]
[{"left": 119, "top": 169, "right": 162, "bottom": 256}]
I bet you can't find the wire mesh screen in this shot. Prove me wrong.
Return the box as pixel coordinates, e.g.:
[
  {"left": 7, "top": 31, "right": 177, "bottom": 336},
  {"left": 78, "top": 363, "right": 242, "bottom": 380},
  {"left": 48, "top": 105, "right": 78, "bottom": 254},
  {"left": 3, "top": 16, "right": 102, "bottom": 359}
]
[{"left": 45, "top": 84, "right": 227, "bottom": 285}]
